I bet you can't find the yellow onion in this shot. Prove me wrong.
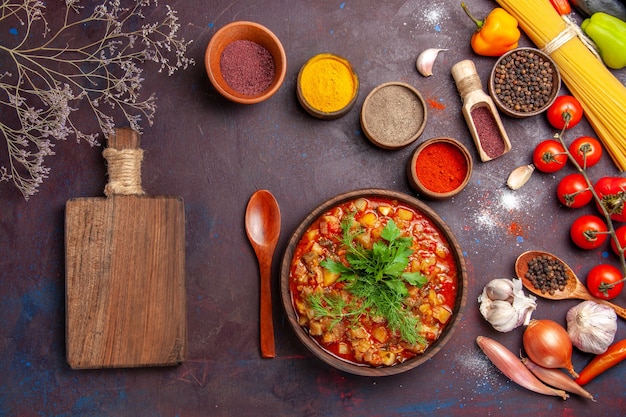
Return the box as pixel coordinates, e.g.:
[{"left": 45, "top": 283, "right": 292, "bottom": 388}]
[{"left": 523, "top": 319, "right": 578, "bottom": 378}]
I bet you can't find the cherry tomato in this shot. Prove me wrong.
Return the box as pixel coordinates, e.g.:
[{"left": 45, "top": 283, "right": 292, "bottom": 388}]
[
  {"left": 568, "top": 136, "right": 603, "bottom": 168},
  {"left": 546, "top": 95, "right": 583, "bottom": 130},
  {"left": 610, "top": 225, "right": 626, "bottom": 256},
  {"left": 557, "top": 173, "right": 592, "bottom": 208},
  {"left": 570, "top": 215, "right": 608, "bottom": 250},
  {"left": 594, "top": 177, "right": 626, "bottom": 222},
  {"left": 586, "top": 264, "right": 624, "bottom": 300},
  {"left": 532, "top": 139, "right": 567, "bottom": 173}
]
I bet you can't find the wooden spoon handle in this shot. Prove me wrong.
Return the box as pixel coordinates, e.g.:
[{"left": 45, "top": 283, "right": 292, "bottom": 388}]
[
  {"left": 259, "top": 256, "right": 276, "bottom": 358},
  {"left": 575, "top": 284, "right": 626, "bottom": 320},
  {"left": 597, "top": 299, "right": 626, "bottom": 320}
]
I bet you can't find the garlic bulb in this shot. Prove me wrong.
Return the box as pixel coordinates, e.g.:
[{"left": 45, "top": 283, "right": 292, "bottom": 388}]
[
  {"left": 416, "top": 48, "right": 447, "bottom": 77},
  {"left": 479, "top": 278, "right": 537, "bottom": 332},
  {"left": 566, "top": 301, "right": 617, "bottom": 354}
]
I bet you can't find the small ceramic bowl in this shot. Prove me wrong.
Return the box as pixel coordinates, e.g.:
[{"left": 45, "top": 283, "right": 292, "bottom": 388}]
[
  {"left": 360, "top": 82, "right": 427, "bottom": 149},
  {"left": 296, "top": 53, "right": 359, "bottom": 120},
  {"left": 205, "top": 21, "right": 287, "bottom": 104},
  {"left": 489, "top": 47, "right": 560, "bottom": 118},
  {"left": 407, "top": 137, "right": 473, "bottom": 200}
]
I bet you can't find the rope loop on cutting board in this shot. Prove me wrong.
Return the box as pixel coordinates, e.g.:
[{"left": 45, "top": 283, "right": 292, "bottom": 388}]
[{"left": 103, "top": 147, "right": 145, "bottom": 196}]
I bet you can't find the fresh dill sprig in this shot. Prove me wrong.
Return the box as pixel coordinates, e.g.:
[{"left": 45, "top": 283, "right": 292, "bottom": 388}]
[
  {"left": 318, "top": 215, "right": 428, "bottom": 344},
  {"left": 307, "top": 292, "right": 365, "bottom": 330}
]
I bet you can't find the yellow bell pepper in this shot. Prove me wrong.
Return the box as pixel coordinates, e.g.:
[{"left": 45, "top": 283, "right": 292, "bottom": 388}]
[{"left": 461, "top": 3, "right": 521, "bottom": 57}]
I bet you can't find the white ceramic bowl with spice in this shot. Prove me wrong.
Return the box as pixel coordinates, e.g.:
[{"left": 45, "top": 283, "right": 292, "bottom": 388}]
[
  {"left": 407, "top": 137, "right": 473, "bottom": 200},
  {"left": 360, "top": 82, "right": 427, "bottom": 149},
  {"left": 297, "top": 53, "right": 359, "bottom": 120},
  {"left": 489, "top": 47, "right": 560, "bottom": 118},
  {"left": 205, "top": 21, "right": 287, "bottom": 104}
]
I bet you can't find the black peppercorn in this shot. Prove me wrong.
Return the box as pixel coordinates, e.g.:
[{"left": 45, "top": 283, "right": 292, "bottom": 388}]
[
  {"left": 492, "top": 49, "right": 556, "bottom": 114},
  {"left": 525, "top": 255, "right": 569, "bottom": 294}
]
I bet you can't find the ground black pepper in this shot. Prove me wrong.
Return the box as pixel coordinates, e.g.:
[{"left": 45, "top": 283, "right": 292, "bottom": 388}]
[
  {"left": 492, "top": 50, "right": 555, "bottom": 114},
  {"left": 362, "top": 84, "right": 425, "bottom": 147},
  {"left": 470, "top": 106, "right": 505, "bottom": 158},
  {"left": 220, "top": 40, "right": 275, "bottom": 96},
  {"left": 525, "top": 255, "right": 569, "bottom": 295}
]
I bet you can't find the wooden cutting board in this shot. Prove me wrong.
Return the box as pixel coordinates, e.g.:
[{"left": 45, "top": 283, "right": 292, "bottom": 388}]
[{"left": 65, "top": 128, "right": 186, "bottom": 369}]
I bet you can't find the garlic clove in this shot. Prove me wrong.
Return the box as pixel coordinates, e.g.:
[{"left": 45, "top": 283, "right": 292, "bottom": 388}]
[
  {"left": 484, "top": 278, "right": 515, "bottom": 301},
  {"left": 512, "top": 292, "right": 538, "bottom": 326},
  {"left": 507, "top": 164, "right": 535, "bottom": 190},
  {"left": 416, "top": 48, "right": 448, "bottom": 77},
  {"left": 483, "top": 300, "right": 520, "bottom": 332}
]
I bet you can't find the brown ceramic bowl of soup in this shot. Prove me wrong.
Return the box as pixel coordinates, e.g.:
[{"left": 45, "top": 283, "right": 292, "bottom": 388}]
[
  {"left": 205, "top": 21, "right": 287, "bottom": 104},
  {"left": 280, "top": 189, "right": 468, "bottom": 376}
]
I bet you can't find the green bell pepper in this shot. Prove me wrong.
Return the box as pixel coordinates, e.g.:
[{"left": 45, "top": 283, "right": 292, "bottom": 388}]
[{"left": 581, "top": 12, "right": 626, "bottom": 69}]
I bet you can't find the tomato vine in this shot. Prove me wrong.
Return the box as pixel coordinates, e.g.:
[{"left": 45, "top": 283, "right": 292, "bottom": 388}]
[{"left": 552, "top": 116, "right": 626, "bottom": 295}]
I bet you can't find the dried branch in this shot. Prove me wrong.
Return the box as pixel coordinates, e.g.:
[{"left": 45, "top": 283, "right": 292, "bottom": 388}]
[{"left": 0, "top": 0, "right": 194, "bottom": 199}]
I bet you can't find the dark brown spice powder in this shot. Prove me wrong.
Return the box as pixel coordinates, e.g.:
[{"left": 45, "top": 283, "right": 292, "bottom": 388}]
[
  {"left": 470, "top": 106, "right": 505, "bottom": 158},
  {"left": 220, "top": 40, "right": 275, "bottom": 96}
]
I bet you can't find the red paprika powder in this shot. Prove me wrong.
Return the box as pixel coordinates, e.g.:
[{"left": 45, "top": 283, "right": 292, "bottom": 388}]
[{"left": 415, "top": 141, "right": 468, "bottom": 193}]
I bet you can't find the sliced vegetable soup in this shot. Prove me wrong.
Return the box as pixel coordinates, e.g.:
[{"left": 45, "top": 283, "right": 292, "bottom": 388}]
[{"left": 288, "top": 196, "right": 458, "bottom": 367}]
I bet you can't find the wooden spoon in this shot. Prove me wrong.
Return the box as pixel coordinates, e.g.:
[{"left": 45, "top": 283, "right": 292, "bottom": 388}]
[
  {"left": 515, "top": 250, "right": 626, "bottom": 320},
  {"left": 245, "top": 190, "right": 281, "bottom": 358}
]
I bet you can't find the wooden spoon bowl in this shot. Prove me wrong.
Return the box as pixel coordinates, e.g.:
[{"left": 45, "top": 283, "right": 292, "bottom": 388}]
[{"left": 515, "top": 250, "right": 626, "bottom": 319}]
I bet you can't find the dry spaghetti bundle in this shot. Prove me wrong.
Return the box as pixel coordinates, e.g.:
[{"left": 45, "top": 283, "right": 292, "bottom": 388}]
[{"left": 495, "top": 0, "right": 626, "bottom": 171}]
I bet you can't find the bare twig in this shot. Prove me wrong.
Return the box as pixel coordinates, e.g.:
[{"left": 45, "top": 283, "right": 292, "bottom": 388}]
[{"left": 0, "top": 0, "right": 194, "bottom": 199}]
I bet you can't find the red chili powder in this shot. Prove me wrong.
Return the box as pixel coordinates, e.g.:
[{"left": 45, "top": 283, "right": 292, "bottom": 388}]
[
  {"left": 220, "top": 40, "right": 275, "bottom": 96},
  {"left": 415, "top": 142, "right": 468, "bottom": 193},
  {"left": 427, "top": 97, "right": 446, "bottom": 110},
  {"left": 470, "top": 106, "right": 505, "bottom": 158}
]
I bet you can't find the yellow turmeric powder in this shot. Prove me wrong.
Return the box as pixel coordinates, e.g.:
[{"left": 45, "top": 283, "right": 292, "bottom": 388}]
[{"left": 299, "top": 54, "right": 358, "bottom": 113}]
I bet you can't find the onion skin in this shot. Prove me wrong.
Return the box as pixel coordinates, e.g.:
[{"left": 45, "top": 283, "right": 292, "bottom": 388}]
[
  {"left": 522, "top": 357, "right": 595, "bottom": 401},
  {"left": 523, "top": 319, "right": 578, "bottom": 378},
  {"left": 476, "top": 336, "right": 569, "bottom": 400}
]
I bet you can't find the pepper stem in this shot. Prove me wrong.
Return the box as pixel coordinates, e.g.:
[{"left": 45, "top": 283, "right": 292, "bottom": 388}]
[{"left": 461, "top": 2, "right": 484, "bottom": 30}]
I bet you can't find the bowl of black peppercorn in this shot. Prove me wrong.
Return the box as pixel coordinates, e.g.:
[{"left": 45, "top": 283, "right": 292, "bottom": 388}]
[{"left": 489, "top": 48, "right": 561, "bottom": 118}]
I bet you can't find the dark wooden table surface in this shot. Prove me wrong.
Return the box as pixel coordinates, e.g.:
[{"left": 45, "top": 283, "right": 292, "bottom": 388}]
[{"left": 1, "top": 1, "right": 625, "bottom": 416}]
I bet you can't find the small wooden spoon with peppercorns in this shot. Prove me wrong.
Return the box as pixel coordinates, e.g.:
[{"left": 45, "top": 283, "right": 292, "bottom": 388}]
[{"left": 515, "top": 250, "right": 626, "bottom": 320}]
